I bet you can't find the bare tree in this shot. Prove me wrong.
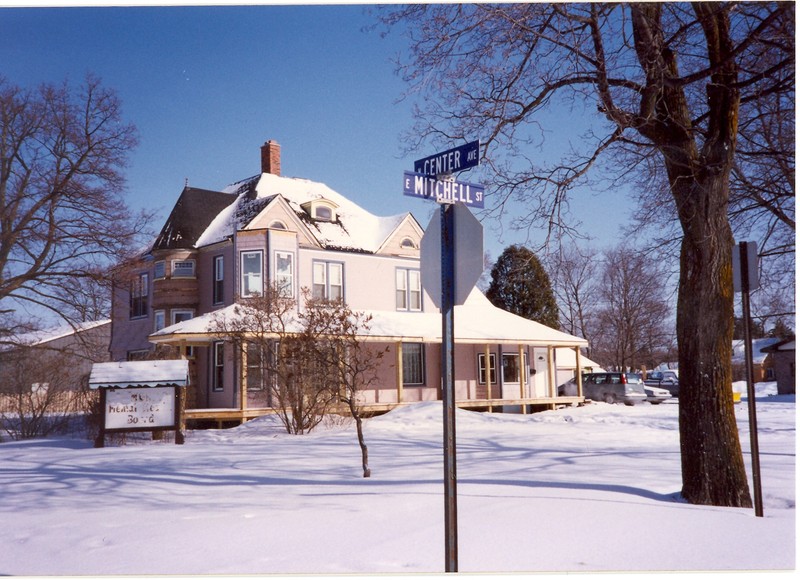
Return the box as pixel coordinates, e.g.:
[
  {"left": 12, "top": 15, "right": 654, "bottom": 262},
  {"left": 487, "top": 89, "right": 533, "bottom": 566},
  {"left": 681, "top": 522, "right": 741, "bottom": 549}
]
[
  {"left": 592, "top": 246, "right": 673, "bottom": 371},
  {"left": 0, "top": 75, "right": 152, "bottom": 342},
  {"left": 381, "top": 2, "right": 794, "bottom": 506},
  {"left": 210, "top": 287, "right": 385, "bottom": 476},
  {"left": 303, "top": 295, "right": 388, "bottom": 478},
  {"left": 546, "top": 243, "right": 600, "bottom": 354},
  {"left": 209, "top": 287, "right": 336, "bottom": 435}
]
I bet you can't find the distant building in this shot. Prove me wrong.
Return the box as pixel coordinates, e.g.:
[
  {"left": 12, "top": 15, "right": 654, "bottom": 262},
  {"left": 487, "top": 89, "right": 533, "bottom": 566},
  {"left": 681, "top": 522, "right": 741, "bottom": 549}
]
[
  {"left": 760, "top": 339, "right": 796, "bottom": 395},
  {"left": 110, "top": 140, "right": 590, "bottom": 422}
]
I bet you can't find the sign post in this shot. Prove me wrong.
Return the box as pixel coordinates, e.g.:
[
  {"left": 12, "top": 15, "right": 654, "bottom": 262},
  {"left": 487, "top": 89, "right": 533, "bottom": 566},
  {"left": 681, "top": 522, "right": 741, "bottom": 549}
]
[
  {"left": 734, "top": 241, "right": 763, "bottom": 517},
  {"left": 412, "top": 140, "right": 483, "bottom": 573}
]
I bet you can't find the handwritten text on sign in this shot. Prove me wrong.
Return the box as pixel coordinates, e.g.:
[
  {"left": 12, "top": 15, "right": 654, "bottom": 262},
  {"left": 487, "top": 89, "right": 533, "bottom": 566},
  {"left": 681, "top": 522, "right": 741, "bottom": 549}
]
[
  {"left": 105, "top": 386, "right": 176, "bottom": 430},
  {"left": 403, "top": 171, "right": 485, "bottom": 208}
]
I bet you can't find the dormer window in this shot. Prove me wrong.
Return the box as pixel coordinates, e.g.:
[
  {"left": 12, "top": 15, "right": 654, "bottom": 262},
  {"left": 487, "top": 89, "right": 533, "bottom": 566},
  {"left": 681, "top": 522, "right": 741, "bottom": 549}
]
[
  {"left": 315, "top": 206, "right": 333, "bottom": 221},
  {"left": 301, "top": 199, "right": 339, "bottom": 222}
]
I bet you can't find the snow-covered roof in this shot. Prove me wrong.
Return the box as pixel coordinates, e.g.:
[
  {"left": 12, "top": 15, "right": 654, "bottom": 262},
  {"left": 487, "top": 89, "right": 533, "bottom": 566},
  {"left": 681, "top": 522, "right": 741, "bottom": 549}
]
[
  {"left": 89, "top": 360, "right": 189, "bottom": 389},
  {"left": 4, "top": 319, "right": 110, "bottom": 350},
  {"left": 150, "top": 288, "right": 588, "bottom": 348},
  {"left": 195, "top": 173, "right": 413, "bottom": 253},
  {"left": 732, "top": 338, "right": 782, "bottom": 364}
]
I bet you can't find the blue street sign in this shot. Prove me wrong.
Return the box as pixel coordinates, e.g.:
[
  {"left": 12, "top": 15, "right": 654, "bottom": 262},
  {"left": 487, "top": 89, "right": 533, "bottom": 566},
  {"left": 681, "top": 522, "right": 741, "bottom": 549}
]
[
  {"left": 403, "top": 171, "right": 485, "bottom": 208},
  {"left": 414, "top": 140, "right": 480, "bottom": 176}
]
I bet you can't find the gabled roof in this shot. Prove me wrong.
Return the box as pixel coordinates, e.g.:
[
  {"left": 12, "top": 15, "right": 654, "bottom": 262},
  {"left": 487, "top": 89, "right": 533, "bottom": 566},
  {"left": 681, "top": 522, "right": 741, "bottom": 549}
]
[
  {"left": 195, "top": 173, "right": 417, "bottom": 253},
  {"left": 152, "top": 187, "right": 239, "bottom": 250}
]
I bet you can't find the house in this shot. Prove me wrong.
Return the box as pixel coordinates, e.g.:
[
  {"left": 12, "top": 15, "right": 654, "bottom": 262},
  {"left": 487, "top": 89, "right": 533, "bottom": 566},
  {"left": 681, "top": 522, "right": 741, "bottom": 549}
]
[
  {"left": 760, "top": 339, "right": 796, "bottom": 395},
  {"left": 110, "top": 140, "right": 589, "bottom": 423},
  {"left": 732, "top": 337, "right": 782, "bottom": 382},
  {"left": 0, "top": 319, "right": 111, "bottom": 411}
]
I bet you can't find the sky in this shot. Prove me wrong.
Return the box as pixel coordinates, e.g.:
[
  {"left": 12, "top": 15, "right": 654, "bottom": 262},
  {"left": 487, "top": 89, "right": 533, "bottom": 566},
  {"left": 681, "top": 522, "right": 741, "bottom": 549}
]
[{"left": 0, "top": 2, "right": 631, "bottom": 264}]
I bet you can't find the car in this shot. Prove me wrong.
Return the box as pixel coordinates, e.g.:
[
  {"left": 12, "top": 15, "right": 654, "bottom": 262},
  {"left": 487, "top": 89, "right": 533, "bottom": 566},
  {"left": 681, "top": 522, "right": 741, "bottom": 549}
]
[
  {"left": 644, "top": 370, "right": 680, "bottom": 397},
  {"left": 643, "top": 383, "right": 672, "bottom": 404},
  {"left": 559, "top": 372, "right": 648, "bottom": 405}
]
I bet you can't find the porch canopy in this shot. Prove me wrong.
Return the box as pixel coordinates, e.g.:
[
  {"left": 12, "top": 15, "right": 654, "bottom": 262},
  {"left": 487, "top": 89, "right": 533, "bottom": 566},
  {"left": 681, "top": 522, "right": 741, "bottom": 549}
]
[
  {"left": 89, "top": 360, "right": 189, "bottom": 389},
  {"left": 148, "top": 288, "right": 588, "bottom": 349}
]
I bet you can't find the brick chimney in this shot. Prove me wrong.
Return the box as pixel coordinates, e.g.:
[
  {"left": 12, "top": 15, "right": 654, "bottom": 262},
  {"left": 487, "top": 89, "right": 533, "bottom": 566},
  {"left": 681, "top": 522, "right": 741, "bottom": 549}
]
[{"left": 260, "top": 140, "right": 281, "bottom": 176}]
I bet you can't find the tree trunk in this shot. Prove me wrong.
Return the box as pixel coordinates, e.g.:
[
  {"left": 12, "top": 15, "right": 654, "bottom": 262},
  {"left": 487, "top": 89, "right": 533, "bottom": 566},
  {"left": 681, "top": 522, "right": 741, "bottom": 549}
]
[
  {"left": 349, "top": 398, "right": 371, "bottom": 478},
  {"left": 676, "top": 173, "right": 752, "bottom": 507}
]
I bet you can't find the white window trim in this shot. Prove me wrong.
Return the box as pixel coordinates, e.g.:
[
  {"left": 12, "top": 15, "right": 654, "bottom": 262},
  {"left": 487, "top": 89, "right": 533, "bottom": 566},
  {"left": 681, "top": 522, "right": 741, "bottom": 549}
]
[
  {"left": 396, "top": 268, "right": 422, "bottom": 312},
  {"left": 312, "top": 260, "right": 344, "bottom": 301},
  {"left": 273, "top": 250, "right": 295, "bottom": 298},
  {"left": 213, "top": 255, "right": 224, "bottom": 305},
  {"left": 154, "top": 309, "right": 166, "bottom": 332},
  {"left": 172, "top": 259, "right": 196, "bottom": 278},
  {"left": 240, "top": 250, "right": 264, "bottom": 298},
  {"left": 171, "top": 309, "right": 195, "bottom": 325}
]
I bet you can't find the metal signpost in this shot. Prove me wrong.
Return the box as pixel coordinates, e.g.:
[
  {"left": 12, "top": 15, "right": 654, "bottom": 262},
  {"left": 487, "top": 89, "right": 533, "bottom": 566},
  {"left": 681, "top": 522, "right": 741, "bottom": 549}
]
[
  {"left": 733, "top": 241, "right": 764, "bottom": 517},
  {"left": 409, "top": 140, "right": 483, "bottom": 573}
]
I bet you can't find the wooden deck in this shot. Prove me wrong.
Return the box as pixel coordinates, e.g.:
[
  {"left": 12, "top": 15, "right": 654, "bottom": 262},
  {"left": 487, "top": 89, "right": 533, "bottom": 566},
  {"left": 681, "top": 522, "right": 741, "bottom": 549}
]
[{"left": 184, "top": 396, "right": 587, "bottom": 427}]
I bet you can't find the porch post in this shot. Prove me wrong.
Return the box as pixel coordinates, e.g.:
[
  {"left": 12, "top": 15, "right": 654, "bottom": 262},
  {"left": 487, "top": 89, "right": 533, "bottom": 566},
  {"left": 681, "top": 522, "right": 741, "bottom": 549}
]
[
  {"left": 396, "top": 341, "right": 404, "bottom": 405},
  {"left": 240, "top": 340, "right": 248, "bottom": 413},
  {"left": 547, "top": 346, "right": 556, "bottom": 409},
  {"left": 484, "top": 344, "right": 492, "bottom": 412},
  {"left": 574, "top": 346, "right": 583, "bottom": 398},
  {"left": 518, "top": 344, "right": 526, "bottom": 414}
]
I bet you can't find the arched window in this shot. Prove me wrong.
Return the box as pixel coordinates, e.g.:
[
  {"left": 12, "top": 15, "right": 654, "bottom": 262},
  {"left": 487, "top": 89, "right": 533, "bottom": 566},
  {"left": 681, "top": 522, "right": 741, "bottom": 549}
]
[
  {"left": 400, "top": 237, "right": 417, "bottom": 250},
  {"left": 269, "top": 220, "right": 287, "bottom": 230}
]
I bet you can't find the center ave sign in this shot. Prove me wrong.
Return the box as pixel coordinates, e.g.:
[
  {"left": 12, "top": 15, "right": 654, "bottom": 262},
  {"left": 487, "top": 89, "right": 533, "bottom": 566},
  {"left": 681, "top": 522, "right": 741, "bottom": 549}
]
[{"left": 414, "top": 140, "right": 480, "bottom": 176}]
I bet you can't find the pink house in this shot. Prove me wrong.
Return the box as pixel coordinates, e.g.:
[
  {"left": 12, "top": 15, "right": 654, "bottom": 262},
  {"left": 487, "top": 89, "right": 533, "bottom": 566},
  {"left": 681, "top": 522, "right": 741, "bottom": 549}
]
[{"left": 110, "top": 140, "right": 590, "bottom": 424}]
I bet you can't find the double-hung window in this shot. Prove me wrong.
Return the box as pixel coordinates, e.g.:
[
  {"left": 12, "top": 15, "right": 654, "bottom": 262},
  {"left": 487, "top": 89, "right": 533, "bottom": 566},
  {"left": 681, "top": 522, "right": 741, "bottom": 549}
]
[
  {"left": 130, "top": 273, "right": 149, "bottom": 319},
  {"left": 396, "top": 268, "right": 422, "bottom": 311},
  {"left": 213, "top": 256, "right": 224, "bottom": 304},
  {"left": 274, "top": 251, "right": 294, "bottom": 297},
  {"left": 312, "top": 261, "right": 343, "bottom": 301},
  {"left": 478, "top": 353, "right": 497, "bottom": 385},
  {"left": 241, "top": 250, "right": 263, "bottom": 298},
  {"left": 402, "top": 343, "right": 425, "bottom": 385},
  {"left": 212, "top": 341, "right": 225, "bottom": 392}
]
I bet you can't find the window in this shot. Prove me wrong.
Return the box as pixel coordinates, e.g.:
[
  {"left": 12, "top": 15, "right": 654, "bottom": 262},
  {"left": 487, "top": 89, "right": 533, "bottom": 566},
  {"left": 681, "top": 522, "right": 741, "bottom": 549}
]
[
  {"left": 402, "top": 343, "right": 425, "bottom": 385},
  {"left": 154, "top": 261, "right": 166, "bottom": 279},
  {"left": 269, "top": 220, "right": 287, "bottom": 230},
  {"left": 130, "top": 273, "right": 149, "bottom": 319},
  {"left": 212, "top": 341, "right": 225, "bottom": 392},
  {"left": 154, "top": 310, "right": 166, "bottom": 332},
  {"left": 312, "top": 261, "right": 343, "bottom": 301},
  {"left": 315, "top": 206, "right": 333, "bottom": 221},
  {"left": 274, "top": 251, "right": 294, "bottom": 297},
  {"left": 172, "top": 260, "right": 195, "bottom": 278},
  {"left": 478, "top": 354, "right": 497, "bottom": 385},
  {"left": 400, "top": 237, "right": 417, "bottom": 249},
  {"left": 171, "top": 309, "right": 194, "bottom": 325},
  {"left": 213, "top": 255, "right": 224, "bottom": 304},
  {"left": 246, "top": 343, "right": 265, "bottom": 391},
  {"left": 241, "top": 250, "right": 263, "bottom": 297},
  {"left": 396, "top": 268, "right": 422, "bottom": 311},
  {"left": 502, "top": 353, "right": 527, "bottom": 383}
]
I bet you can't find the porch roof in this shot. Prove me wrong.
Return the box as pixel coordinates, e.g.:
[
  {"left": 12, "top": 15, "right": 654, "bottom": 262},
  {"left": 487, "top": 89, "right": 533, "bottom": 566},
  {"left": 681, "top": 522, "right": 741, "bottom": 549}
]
[
  {"left": 89, "top": 360, "right": 189, "bottom": 389},
  {"left": 148, "top": 288, "right": 588, "bottom": 348}
]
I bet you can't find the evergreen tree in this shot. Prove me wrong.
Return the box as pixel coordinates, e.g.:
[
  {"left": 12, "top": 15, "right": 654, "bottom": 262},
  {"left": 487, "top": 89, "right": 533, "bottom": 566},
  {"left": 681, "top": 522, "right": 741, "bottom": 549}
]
[{"left": 486, "top": 245, "right": 560, "bottom": 329}]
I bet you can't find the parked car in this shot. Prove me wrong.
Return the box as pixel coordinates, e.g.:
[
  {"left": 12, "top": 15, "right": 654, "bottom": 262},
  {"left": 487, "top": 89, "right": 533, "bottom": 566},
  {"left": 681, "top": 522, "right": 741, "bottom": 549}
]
[
  {"left": 644, "top": 370, "right": 680, "bottom": 397},
  {"left": 643, "top": 383, "right": 672, "bottom": 404},
  {"left": 559, "top": 372, "right": 647, "bottom": 405}
]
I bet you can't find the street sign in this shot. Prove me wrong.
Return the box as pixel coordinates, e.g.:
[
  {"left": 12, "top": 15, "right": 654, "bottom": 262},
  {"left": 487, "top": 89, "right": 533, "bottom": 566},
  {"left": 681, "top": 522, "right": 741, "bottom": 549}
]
[
  {"left": 414, "top": 140, "right": 480, "bottom": 176},
  {"left": 403, "top": 171, "right": 485, "bottom": 208},
  {"left": 733, "top": 241, "right": 760, "bottom": 292},
  {"left": 420, "top": 203, "right": 484, "bottom": 307}
]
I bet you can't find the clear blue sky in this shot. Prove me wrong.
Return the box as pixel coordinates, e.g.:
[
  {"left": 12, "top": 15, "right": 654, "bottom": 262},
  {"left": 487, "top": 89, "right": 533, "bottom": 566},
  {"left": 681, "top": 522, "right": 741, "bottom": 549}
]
[{"left": 1, "top": 2, "right": 627, "bottom": 262}]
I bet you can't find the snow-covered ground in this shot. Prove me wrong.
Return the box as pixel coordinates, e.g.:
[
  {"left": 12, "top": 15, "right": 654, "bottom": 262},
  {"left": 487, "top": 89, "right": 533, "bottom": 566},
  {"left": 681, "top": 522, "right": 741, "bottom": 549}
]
[{"left": 1, "top": 382, "right": 794, "bottom": 576}]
